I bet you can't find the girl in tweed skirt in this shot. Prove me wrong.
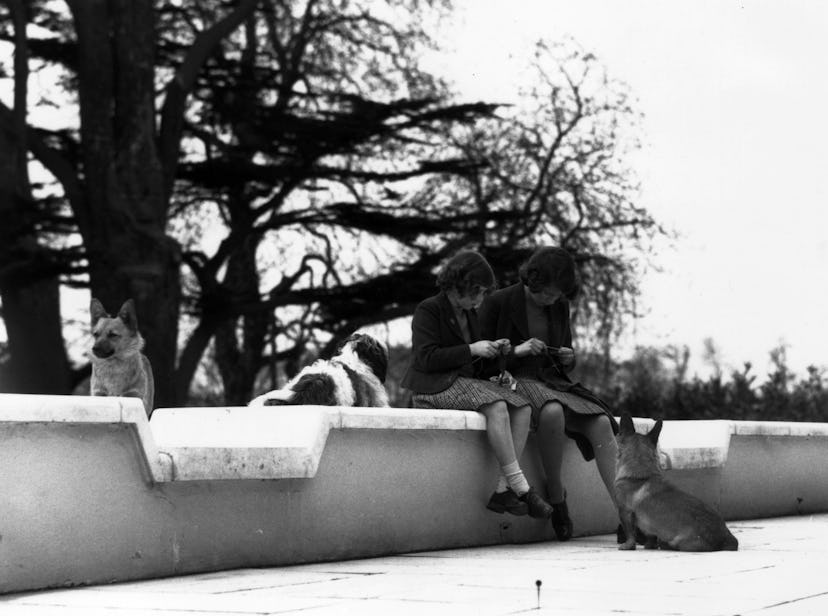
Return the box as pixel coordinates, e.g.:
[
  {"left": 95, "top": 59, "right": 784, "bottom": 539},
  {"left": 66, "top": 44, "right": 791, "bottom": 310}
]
[
  {"left": 401, "top": 251, "right": 555, "bottom": 519},
  {"left": 480, "top": 247, "right": 621, "bottom": 542}
]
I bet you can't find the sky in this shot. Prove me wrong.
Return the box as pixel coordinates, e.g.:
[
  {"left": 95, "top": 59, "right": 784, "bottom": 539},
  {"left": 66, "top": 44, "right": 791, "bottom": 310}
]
[{"left": 421, "top": 0, "right": 828, "bottom": 379}]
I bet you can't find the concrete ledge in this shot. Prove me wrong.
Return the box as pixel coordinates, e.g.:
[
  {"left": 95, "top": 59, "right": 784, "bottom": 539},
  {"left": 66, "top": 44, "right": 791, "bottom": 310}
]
[
  {"left": 151, "top": 406, "right": 332, "bottom": 480},
  {"left": 151, "top": 406, "right": 485, "bottom": 480},
  {"left": 652, "top": 419, "right": 732, "bottom": 470},
  {"left": 731, "top": 420, "right": 828, "bottom": 437},
  {"left": 151, "top": 409, "right": 729, "bottom": 482},
  {"left": 2, "top": 393, "right": 828, "bottom": 595},
  {"left": 0, "top": 393, "right": 170, "bottom": 482}
]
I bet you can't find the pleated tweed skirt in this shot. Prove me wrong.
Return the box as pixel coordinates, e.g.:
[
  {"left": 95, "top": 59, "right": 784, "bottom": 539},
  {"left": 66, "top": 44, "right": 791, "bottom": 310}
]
[
  {"left": 515, "top": 378, "right": 607, "bottom": 417},
  {"left": 412, "top": 376, "right": 530, "bottom": 412},
  {"left": 516, "top": 378, "right": 609, "bottom": 434}
]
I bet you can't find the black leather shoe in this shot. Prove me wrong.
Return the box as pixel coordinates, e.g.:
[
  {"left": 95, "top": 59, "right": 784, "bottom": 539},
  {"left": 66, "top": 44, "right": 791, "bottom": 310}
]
[
  {"left": 551, "top": 499, "right": 573, "bottom": 541},
  {"left": 486, "top": 489, "right": 529, "bottom": 516},
  {"left": 518, "top": 488, "right": 554, "bottom": 519}
]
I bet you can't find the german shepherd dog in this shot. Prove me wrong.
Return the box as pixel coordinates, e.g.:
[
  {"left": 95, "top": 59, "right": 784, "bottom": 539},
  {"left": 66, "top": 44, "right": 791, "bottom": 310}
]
[
  {"left": 615, "top": 413, "right": 738, "bottom": 551},
  {"left": 249, "top": 333, "right": 389, "bottom": 407},
  {"left": 89, "top": 298, "right": 155, "bottom": 418}
]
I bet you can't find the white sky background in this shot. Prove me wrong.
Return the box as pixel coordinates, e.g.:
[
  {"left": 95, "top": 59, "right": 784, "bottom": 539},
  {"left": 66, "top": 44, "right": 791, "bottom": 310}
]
[{"left": 420, "top": 0, "right": 828, "bottom": 379}]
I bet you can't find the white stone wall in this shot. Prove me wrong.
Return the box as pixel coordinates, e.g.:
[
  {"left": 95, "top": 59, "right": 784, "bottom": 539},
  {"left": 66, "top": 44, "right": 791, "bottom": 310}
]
[{"left": 2, "top": 393, "right": 828, "bottom": 594}]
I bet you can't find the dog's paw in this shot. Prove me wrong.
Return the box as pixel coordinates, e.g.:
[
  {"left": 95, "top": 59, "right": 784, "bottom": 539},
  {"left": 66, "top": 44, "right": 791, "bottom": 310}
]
[{"left": 618, "top": 542, "right": 637, "bottom": 551}]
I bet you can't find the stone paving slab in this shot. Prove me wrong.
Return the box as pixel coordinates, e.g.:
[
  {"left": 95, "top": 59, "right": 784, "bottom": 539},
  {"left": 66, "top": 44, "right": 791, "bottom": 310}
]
[{"left": 3, "top": 514, "right": 828, "bottom": 615}]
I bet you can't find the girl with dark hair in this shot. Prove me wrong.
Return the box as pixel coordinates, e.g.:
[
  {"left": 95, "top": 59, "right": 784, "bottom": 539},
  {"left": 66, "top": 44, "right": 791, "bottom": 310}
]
[
  {"left": 402, "top": 250, "right": 555, "bottom": 519},
  {"left": 479, "top": 246, "right": 620, "bottom": 542}
]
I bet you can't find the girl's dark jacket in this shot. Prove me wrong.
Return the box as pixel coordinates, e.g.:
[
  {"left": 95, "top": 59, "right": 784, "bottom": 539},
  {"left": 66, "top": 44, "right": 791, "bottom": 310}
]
[
  {"left": 401, "top": 292, "right": 484, "bottom": 394},
  {"left": 479, "top": 282, "right": 619, "bottom": 460}
]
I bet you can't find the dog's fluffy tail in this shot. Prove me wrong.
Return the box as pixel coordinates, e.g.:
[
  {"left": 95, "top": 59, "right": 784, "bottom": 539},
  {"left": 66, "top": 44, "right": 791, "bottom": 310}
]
[
  {"left": 288, "top": 373, "right": 338, "bottom": 405},
  {"left": 249, "top": 373, "right": 338, "bottom": 407}
]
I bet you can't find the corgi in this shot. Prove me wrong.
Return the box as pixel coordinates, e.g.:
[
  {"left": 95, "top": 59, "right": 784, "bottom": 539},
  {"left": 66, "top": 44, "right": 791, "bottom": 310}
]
[
  {"left": 615, "top": 413, "right": 738, "bottom": 551},
  {"left": 89, "top": 298, "right": 154, "bottom": 418}
]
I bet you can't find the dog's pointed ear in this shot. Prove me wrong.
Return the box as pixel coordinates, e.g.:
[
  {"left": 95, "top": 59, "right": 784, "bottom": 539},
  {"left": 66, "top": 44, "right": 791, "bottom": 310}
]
[
  {"left": 90, "top": 298, "right": 108, "bottom": 326},
  {"left": 619, "top": 413, "right": 635, "bottom": 435},
  {"left": 118, "top": 299, "right": 139, "bottom": 332},
  {"left": 648, "top": 419, "right": 663, "bottom": 444}
]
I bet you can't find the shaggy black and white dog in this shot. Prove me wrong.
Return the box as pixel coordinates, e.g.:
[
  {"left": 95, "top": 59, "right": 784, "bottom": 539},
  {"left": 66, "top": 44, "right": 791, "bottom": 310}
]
[{"left": 248, "top": 333, "right": 390, "bottom": 407}]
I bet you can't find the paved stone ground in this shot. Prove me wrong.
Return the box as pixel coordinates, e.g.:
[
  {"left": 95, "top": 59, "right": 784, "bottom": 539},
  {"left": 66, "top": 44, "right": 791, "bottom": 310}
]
[{"left": 3, "top": 514, "right": 828, "bottom": 615}]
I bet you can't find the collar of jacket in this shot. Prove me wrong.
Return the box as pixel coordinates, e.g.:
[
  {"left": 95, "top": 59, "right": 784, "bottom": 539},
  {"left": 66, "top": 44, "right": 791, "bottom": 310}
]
[{"left": 438, "top": 291, "right": 480, "bottom": 342}]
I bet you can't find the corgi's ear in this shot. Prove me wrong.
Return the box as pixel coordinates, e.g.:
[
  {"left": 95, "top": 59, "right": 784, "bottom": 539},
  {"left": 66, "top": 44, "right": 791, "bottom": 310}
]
[
  {"left": 648, "top": 419, "right": 663, "bottom": 444},
  {"left": 90, "top": 298, "right": 108, "bottom": 326},
  {"left": 619, "top": 413, "right": 635, "bottom": 435},
  {"left": 118, "top": 299, "right": 139, "bottom": 332}
]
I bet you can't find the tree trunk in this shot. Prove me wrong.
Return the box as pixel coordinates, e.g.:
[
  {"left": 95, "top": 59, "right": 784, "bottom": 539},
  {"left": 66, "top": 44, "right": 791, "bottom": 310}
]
[
  {"left": 0, "top": 0, "right": 72, "bottom": 394},
  {"left": 68, "top": 0, "right": 181, "bottom": 406},
  {"left": 214, "top": 235, "right": 268, "bottom": 405},
  {"left": 0, "top": 279, "right": 72, "bottom": 393}
]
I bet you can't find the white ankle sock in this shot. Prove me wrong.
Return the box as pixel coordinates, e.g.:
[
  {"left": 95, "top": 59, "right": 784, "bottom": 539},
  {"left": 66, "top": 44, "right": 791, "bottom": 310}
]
[{"left": 501, "top": 460, "right": 530, "bottom": 496}]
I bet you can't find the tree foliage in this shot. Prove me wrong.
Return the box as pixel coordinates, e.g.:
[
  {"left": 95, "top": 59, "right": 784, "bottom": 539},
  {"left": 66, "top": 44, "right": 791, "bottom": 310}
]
[
  {"left": 0, "top": 1, "right": 665, "bottom": 405},
  {"left": 435, "top": 40, "right": 663, "bottom": 350},
  {"left": 159, "top": 0, "right": 513, "bottom": 403}
]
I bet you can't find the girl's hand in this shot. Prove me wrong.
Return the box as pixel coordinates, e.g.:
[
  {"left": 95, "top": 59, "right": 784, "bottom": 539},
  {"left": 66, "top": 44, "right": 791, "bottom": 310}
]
[
  {"left": 514, "top": 338, "right": 546, "bottom": 357},
  {"left": 495, "top": 338, "right": 512, "bottom": 355},
  {"left": 554, "top": 346, "right": 575, "bottom": 367},
  {"left": 470, "top": 340, "right": 500, "bottom": 358}
]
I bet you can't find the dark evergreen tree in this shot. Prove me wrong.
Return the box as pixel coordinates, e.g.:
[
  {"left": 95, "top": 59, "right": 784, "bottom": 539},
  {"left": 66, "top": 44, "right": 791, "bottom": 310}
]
[{"left": 0, "top": 3, "right": 665, "bottom": 405}]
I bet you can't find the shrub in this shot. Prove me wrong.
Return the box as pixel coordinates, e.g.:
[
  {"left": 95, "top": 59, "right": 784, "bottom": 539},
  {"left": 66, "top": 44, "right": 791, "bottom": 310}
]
[{"left": 578, "top": 344, "right": 828, "bottom": 422}]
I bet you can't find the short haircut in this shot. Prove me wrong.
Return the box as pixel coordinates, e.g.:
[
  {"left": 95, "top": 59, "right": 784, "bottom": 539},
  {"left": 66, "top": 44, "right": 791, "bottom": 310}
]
[
  {"left": 519, "top": 247, "right": 578, "bottom": 299},
  {"left": 436, "top": 250, "right": 496, "bottom": 295}
]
